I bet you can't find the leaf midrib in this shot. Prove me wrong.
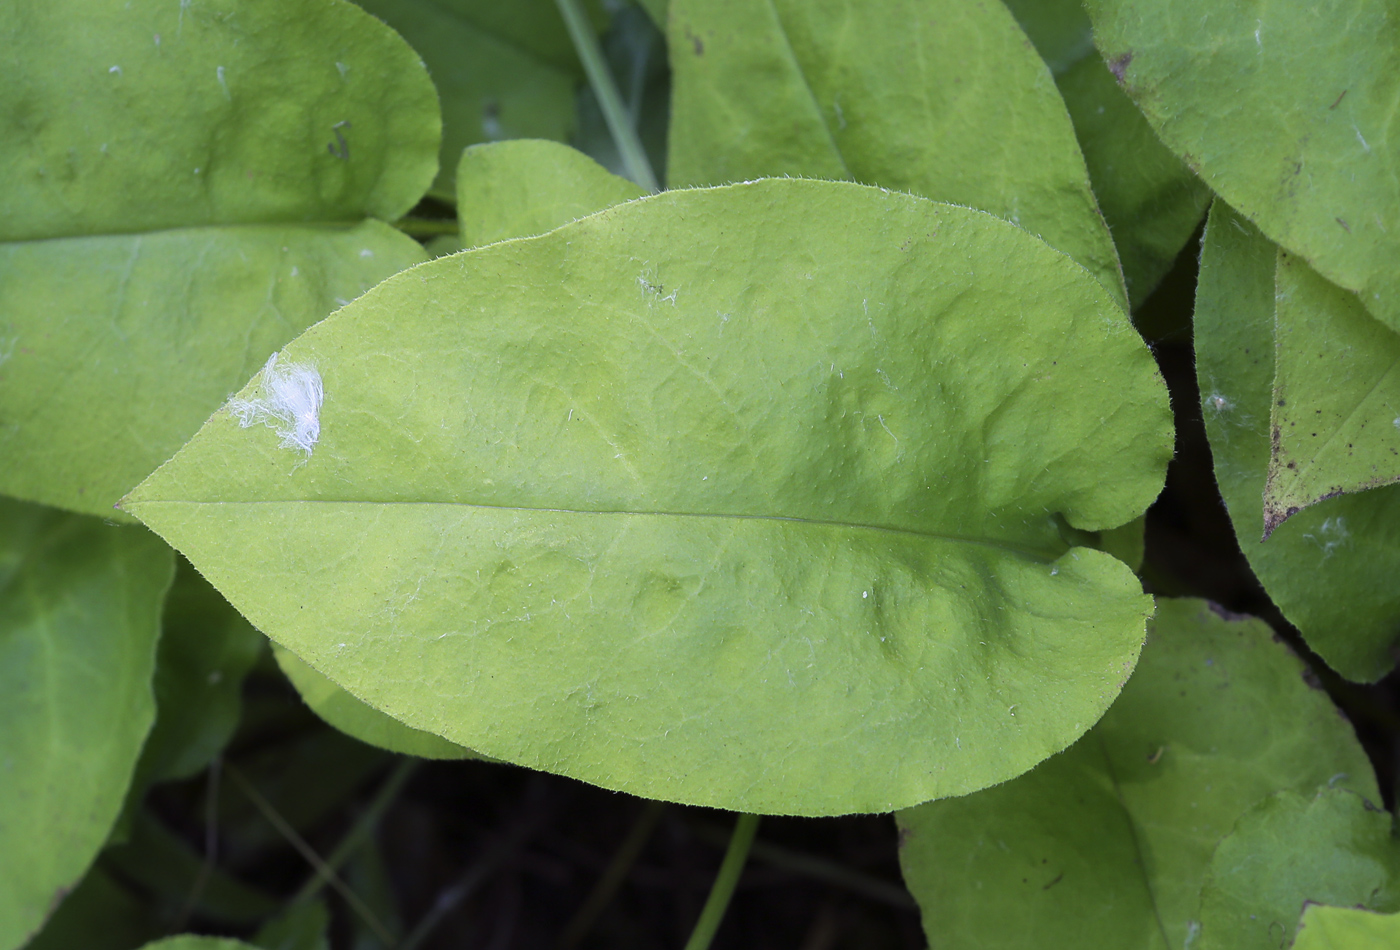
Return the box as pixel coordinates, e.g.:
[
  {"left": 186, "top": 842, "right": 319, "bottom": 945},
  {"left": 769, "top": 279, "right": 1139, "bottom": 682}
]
[{"left": 130, "top": 497, "right": 1067, "bottom": 563}]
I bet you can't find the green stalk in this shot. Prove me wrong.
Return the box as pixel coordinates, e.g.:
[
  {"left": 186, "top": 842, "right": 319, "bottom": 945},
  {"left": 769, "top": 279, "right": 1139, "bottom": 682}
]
[
  {"left": 291, "top": 758, "right": 418, "bottom": 905},
  {"left": 682, "top": 813, "right": 760, "bottom": 950},
  {"left": 554, "top": 0, "right": 660, "bottom": 193}
]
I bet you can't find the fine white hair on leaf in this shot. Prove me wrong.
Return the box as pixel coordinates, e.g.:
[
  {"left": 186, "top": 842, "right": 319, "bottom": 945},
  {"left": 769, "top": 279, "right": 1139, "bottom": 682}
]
[{"left": 228, "top": 352, "right": 323, "bottom": 455}]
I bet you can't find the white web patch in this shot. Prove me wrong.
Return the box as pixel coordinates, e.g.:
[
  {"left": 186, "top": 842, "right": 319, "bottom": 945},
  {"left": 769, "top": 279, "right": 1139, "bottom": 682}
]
[{"left": 228, "top": 352, "right": 323, "bottom": 455}]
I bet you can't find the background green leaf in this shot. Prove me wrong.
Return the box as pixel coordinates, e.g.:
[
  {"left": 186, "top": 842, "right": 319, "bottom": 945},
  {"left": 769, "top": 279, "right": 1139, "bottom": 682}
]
[
  {"left": 1001, "top": 0, "right": 1210, "bottom": 308},
  {"left": 350, "top": 0, "right": 607, "bottom": 199},
  {"left": 273, "top": 644, "right": 473, "bottom": 760},
  {"left": 666, "top": 0, "right": 1127, "bottom": 308},
  {"left": 1264, "top": 253, "right": 1400, "bottom": 533},
  {"left": 135, "top": 560, "right": 265, "bottom": 786},
  {"left": 1198, "top": 789, "right": 1400, "bottom": 950},
  {"left": 456, "top": 139, "right": 646, "bottom": 248},
  {"left": 1194, "top": 201, "right": 1400, "bottom": 681},
  {"left": 126, "top": 179, "right": 1169, "bottom": 815},
  {"left": 0, "top": 498, "right": 174, "bottom": 950},
  {"left": 896, "top": 597, "right": 1378, "bottom": 950},
  {"left": 0, "top": 0, "right": 437, "bottom": 518},
  {"left": 1085, "top": 0, "right": 1400, "bottom": 332},
  {"left": 1293, "top": 904, "right": 1400, "bottom": 950}
]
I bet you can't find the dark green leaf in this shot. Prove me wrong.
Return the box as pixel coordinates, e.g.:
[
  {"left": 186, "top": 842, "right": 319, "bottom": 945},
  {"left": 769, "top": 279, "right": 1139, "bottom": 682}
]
[
  {"left": 1002, "top": 0, "right": 1210, "bottom": 308},
  {"left": 1195, "top": 201, "right": 1400, "bottom": 681},
  {"left": 0, "top": 498, "right": 174, "bottom": 950},
  {"left": 1198, "top": 789, "right": 1400, "bottom": 950},
  {"left": 897, "top": 598, "right": 1379, "bottom": 949},
  {"left": 1085, "top": 0, "right": 1400, "bottom": 332}
]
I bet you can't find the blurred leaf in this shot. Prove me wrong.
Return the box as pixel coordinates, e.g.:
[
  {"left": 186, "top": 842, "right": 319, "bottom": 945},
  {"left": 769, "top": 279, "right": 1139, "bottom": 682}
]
[
  {"left": 0, "top": 499, "right": 173, "bottom": 950},
  {"left": 456, "top": 139, "right": 645, "bottom": 248},
  {"left": 1085, "top": 0, "right": 1400, "bottom": 332},
  {"left": 666, "top": 0, "right": 1127, "bottom": 308},
  {"left": 1003, "top": 0, "right": 1209, "bottom": 308},
  {"left": 104, "top": 810, "right": 280, "bottom": 926},
  {"left": 252, "top": 900, "right": 331, "bottom": 950},
  {"left": 1293, "top": 904, "right": 1400, "bottom": 950},
  {"left": 138, "top": 561, "right": 266, "bottom": 785},
  {"left": 1198, "top": 789, "right": 1400, "bottom": 950},
  {"left": 1263, "top": 254, "right": 1400, "bottom": 533},
  {"left": 137, "top": 939, "right": 262, "bottom": 950},
  {"left": 0, "top": 0, "right": 435, "bottom": 518},
  {"left": 352, "top": 0, "right": 608, "bottom": 198},
  {"left": 24, "top": 866, "right": 162, "bottom": 950},
  {"left": 1195, "top": 201, "right": 1400, "bottom": 681},
  {"left": 897, "top": 597, "right": 1379, "bottom": 949},
  {"left": 273, "top": 644, "right": 473, "bottom": 760},
  {"left": 126, "top": 179, "right": 1169, "bottom": 815}
]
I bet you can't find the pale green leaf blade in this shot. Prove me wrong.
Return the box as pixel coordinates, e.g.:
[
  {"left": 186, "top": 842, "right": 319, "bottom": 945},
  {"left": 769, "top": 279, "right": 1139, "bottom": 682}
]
[
  {"left": 1294, "top": 904, "right": 1400, "bottom": 950},
  {"left": 125, "top": 179, "right": 1170, "bottom": 816},
  {"left": 1084, "top": 0, "right": 1400, "bottom": 332},
  {"left": 0, "top": 0, "right": 438, "bottom": 239},
  {"left": 274, "top": 644, "right": 473, "bottom": 760},
  {"left": 1195, "top": 200, "right": 1400, "bottom": 681},
  {"left": 1198, "top": 789, "right": 1400, "bottom": 950},
  {"left": 0, "top": 0, "right": 438, "bottom": 518},
  {"left": 1263, "top": 253, "right": 1400, "bottom": 533},
  {"left": 896, "top": 598, "right": 1378, "bottom": 950},
  {"left": 351, "top": 0, "right": 600, "bottom": 199},
  {"left": 252, "top": 899, "right": 331, "bottom": 950},
  {"left": 456, "top": 140, "right": 645, "bottom": 248},
  {"left": 0, "top": 499, "right": 175, "bottom": 950},
  {"left": 667, "top": 0, "right": 1128, "bottom": 308},
  {"left": 638, "top": 0, "right": 668, "bottom": 27},
  {"left": 1002, "top": 0, "right": 1210, "bottom": 308},
  {"left": 0, "top": 221, "right": 425, "bottom": 518}
]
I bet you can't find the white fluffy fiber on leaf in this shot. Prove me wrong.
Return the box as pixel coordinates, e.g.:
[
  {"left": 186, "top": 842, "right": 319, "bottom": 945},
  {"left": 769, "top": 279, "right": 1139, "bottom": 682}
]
[{"left": 228, "top": 352, "right": 323, "bottom": 455}]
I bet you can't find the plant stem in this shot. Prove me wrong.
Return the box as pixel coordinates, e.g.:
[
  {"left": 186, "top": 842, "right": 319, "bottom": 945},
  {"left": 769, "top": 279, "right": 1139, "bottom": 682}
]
[
  {"left": 683, "top": 813, "right": 760, "bottom": 950},
  {"left": 225, "top": 762, "right": 396, "bottom": 947},
  {"left": 554, "top": 0, "right": 660, "bottom": 193},
  {"left": 557, "top": 799, "right": 666, "bottom": 949},
  {"left": 292, "top": 758, "right": 419, "bottom": 906}
]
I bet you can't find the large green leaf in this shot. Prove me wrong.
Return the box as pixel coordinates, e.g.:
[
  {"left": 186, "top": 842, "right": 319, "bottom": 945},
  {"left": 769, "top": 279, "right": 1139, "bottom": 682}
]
[
  {"left": 895, "top": 597, "right": 1378, "bottom": 950},
  {"left": 350, "top": 0, "right": 606, "bottom": 198},
  {"left": 124, "top": 179, "right": 1170, "bottom": 816},
  {"left": 1085, "top": 0, "right": 1400, "bottom": 332},
  {"left": 1195, "top": 201, "right": 1400, "bottom": 681},
  {"left": 1197, "top": 789, "right": 1400, "bottom": 950},
  {"left": 1001, "top": 0, "right": 1209, "bottom": 308},
  {"left": 0, "top": 0, "right": 436, "bottom": 519},
  {"left": 456, "top": 140, "right": 646, "bottom": 248},
  {"left": 0, "top": 499, "right": 174, "bottom": 950},
  {"left": 1293, "top": 904, "right": 1400, "bottom": 950},
  {"left": 273, "top": 644, "right": 472, "bottom": 760},
  {"left": 1263, "top": 254, "right": 1400, "bottom": 533},
  {"left": 666, "top": 0, "right": 1127, "bottom": 309}
]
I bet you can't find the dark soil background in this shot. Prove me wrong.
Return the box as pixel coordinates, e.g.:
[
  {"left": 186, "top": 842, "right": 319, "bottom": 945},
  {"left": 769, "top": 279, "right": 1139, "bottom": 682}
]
[{"left": 77, "top": 226, "right": 1395, "bottom": 950}]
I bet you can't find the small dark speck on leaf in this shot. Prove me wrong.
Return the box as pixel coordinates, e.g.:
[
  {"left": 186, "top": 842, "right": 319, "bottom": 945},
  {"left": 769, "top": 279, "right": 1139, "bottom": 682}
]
[
  {"left": 1337, "top": 217, "right": 1351, "bottom": 233},
  {"left": 1108, "top": 52, "right": 1132, "bottom": 82},
  {"left": 1330, "top": 89, "right": 1348, "bottom": 109},
  {"left": 1043, "top": 872, "right": 1064, "bottom": 890},
  {"left": 1301, "top": 667, "right": 1324, "bottom": 691}
]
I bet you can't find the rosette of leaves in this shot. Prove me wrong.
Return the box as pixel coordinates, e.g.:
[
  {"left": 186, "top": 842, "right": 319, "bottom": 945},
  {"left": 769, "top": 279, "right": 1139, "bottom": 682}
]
[{"left": 0, "top": 0, "right": 440, "bottom": 519}]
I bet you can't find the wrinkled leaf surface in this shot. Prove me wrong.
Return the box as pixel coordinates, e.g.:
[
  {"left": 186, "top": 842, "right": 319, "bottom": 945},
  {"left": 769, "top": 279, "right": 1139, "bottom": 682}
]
[{"left": 126, "top": 179, "right": 1170, "bottom": 815}]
